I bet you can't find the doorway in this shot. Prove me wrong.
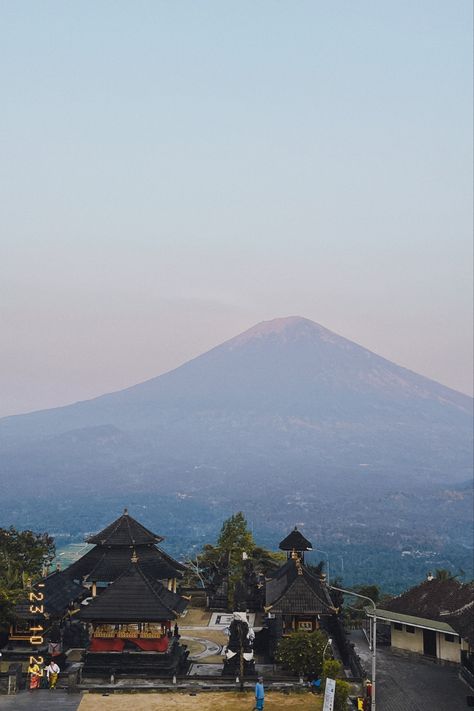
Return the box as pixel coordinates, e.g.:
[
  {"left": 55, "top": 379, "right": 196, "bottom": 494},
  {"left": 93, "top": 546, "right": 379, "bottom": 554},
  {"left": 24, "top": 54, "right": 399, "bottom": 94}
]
[{"left": 423, "top": 629, "right": 437, "bottom": 657}]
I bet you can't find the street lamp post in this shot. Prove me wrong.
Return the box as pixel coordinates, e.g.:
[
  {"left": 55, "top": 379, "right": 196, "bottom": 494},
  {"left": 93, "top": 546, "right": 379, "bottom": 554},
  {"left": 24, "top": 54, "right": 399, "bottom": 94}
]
[
  {"left": 322, "top": 637, "right": 333, "bottom": 661},
  {"left": 329, "top": 584, "right": 377, "bottom": 711}
]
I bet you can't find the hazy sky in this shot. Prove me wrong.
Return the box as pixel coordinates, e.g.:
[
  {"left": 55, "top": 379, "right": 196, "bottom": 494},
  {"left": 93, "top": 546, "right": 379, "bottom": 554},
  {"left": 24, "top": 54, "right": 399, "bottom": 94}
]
[{"left": 1, "top": 1, "right": 472, "bottom": 418}]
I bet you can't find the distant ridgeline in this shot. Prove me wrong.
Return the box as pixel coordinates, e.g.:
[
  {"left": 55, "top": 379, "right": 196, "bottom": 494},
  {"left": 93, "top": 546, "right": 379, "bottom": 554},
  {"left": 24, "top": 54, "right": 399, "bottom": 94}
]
[
  {"left": 8, "top": 490, "right": 472, "bottom": 596},
  {"left": 0, "top": 317, "right": 472, "bottom": 594}
]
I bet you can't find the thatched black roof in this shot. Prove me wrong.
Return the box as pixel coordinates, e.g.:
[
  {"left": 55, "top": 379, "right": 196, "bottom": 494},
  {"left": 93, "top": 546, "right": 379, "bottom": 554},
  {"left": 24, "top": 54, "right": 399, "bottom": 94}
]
[
  {"left": 66, "top": 510, "right": 186, "bottom": 585},
  {"left": 65, "top": 544, "right": 184, "bottom": 584},
  {"left": 265, "top": 558, "right": 334, "bottom": 615},
  {"left": 79, "top": 563, "right": 188, "bottom": 623},
  {"left": 279, "top": 526, "right": 312, "bottom": 552},
  {"left": 15, "top": 571, "right": 86, "bottom": 619},
  {"left": 86, "top": 509, "right": 163, "bottom": 546}
]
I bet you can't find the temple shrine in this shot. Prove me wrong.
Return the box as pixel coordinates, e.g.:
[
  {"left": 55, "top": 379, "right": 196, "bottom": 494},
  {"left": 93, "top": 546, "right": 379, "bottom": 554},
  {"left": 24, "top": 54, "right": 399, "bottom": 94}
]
[
  {"left": 264, "top": 527, "right": 337, "bottom": 656},
  {"left": 1, "top": 509, "right": 190, "bottom": 680},
  {"left": 80, "top": 554, "right": 189, "bottom": 677}
]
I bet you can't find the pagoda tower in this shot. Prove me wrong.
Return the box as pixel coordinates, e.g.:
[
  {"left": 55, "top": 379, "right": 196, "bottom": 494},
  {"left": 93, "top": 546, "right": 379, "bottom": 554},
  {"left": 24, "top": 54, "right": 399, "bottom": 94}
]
[
  {"left": 65, "top": 509, "right": 186, "bottom": 596},
  {"left": 263, "top": 526, "right": 336, "bottom": 655},
  {"left": 278, "top": 525, "right": 313, "bottom": 563}
]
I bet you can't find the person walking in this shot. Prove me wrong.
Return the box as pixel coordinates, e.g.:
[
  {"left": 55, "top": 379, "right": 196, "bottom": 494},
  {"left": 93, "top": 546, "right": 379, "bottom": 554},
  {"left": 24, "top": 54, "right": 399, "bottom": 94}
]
[
  {"left": 255, "top": 675, "right": 265, "bottom": 710},
  {"left": 27, "top": 661, "right": 42, "bottom": 690},
  {"left": 45, "top": 659, "right": 60, "bottom": 689}
]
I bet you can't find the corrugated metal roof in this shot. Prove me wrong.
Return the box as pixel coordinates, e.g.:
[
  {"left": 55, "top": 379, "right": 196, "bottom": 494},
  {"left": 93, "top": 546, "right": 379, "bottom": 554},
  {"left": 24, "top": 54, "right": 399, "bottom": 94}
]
[{"left": 369, "top": 608, "right": 457, "bottom": 634}]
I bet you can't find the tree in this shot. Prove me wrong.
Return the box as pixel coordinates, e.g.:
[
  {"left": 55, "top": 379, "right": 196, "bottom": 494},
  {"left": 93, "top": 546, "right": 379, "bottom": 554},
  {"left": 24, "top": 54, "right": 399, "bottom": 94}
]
[
  {"left": 342, "top": 584, "right": 380, "bottom": 628},
  {"left": 434, "top": 569, "right": 458, "bottom": 581},
  {"left": 355, "top": 585, "right": 380, "bottom": 603},
  {"left": 218, "top": 512, "right": 254, "bottom": 608},
  {"left": 275, "top": 630, "right": 329, "bottom": 677},
  {"left": 188, "top": 512, "right": 283, "bottom": 608},
  {"left": 0, "top": 527, "right": 55, "bottom": 624},
  {"left": 217, "top": 512, "right": 255, "bottom": 559},
  {"left": 247, "top": 545, "right": 285, "bottom": 575}
]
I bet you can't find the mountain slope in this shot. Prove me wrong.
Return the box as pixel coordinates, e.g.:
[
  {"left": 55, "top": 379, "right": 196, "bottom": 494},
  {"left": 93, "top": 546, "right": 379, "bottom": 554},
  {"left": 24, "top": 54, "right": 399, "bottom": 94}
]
[{"left": 0, "top": 316, "right": 472, "bottom": 496}]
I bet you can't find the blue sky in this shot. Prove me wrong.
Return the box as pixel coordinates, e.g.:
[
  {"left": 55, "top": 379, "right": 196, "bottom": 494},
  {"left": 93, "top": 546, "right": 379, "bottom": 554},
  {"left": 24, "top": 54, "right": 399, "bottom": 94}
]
[{"left": 1, "top": 1, "right": 472, "bottom": 416}]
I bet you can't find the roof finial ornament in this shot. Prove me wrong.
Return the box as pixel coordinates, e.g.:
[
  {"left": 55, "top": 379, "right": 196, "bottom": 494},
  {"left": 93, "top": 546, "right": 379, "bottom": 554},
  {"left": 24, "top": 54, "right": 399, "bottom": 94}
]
[
  {"left": 131, "top": 548, "right": 138, "bottom": 563},
  {"left": 123, "top": 508, "right": 128, "bottom": 515}
]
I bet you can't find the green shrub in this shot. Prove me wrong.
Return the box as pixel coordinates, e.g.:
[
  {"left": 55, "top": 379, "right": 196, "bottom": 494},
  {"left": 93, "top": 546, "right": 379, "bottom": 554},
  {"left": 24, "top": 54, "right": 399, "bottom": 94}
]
[
  {"left": 275, "top": 630, "right": 329, "bottom": 676},
  {"left": 322, "top": 658, "right": 343, "bottom": 681},
  {"left": 334, "top": 679, "right": 351, "bottom": 711}
]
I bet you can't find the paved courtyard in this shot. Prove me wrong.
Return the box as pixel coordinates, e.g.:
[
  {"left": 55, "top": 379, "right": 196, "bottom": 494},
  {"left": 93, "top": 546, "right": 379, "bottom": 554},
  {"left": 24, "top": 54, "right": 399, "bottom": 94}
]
[
  {"left": 0, "top": 689, "right": 82, "bottom": 710},
  {"left": 350, "top": 629, "right": 471, "bottom": 711}
]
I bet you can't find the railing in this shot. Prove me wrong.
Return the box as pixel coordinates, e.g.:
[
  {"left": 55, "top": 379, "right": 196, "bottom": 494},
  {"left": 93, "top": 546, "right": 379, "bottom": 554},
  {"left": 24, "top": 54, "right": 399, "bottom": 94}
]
[
  {"left": 461, "top": 650, "right": 474, "bottom": 691},
  {"left": 462, "top": 651, "right": 474, "bottom": 676}
]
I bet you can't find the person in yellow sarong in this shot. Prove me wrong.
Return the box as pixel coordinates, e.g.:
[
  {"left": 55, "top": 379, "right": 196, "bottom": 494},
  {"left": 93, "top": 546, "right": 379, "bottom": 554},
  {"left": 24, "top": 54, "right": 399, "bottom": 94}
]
[{"left": 28, "top": 662, "right": 42, "bottom": 689}]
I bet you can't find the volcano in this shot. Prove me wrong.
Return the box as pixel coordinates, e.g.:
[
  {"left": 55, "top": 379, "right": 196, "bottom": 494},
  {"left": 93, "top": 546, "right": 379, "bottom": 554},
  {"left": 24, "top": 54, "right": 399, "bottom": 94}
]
[
  {"left": 0, "top": 316, "right": 472, "bottom": 498},
  {"left": 2, "top": 316, "right": 471, "bottom": 590}
]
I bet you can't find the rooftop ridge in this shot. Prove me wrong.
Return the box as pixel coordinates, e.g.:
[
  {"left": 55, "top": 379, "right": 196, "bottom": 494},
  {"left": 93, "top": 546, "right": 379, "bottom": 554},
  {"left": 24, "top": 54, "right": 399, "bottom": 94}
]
[{"left": 86, "top": 511, "right": 164, "bottom": 547}]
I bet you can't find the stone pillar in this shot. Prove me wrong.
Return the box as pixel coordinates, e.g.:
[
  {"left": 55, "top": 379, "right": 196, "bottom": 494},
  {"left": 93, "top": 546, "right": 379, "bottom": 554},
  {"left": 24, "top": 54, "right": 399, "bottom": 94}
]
[
  {"left": 7, "top": 663, "right": 22, "bottom": 695},
  {"left": 67, "top": 663, "right": 82, "bottom": 694}
]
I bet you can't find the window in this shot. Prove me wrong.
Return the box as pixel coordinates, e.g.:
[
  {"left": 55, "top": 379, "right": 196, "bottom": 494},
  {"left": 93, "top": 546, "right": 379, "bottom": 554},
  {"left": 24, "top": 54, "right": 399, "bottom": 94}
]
[
  {"left": 444, "top": 634, "right": 455, "bottom": 643},
  {"left": 393, "top": 623, "right": 403, "bottom": 631},
  {"left": 405, "top": 625, "right": 415, "bottom": 633}
]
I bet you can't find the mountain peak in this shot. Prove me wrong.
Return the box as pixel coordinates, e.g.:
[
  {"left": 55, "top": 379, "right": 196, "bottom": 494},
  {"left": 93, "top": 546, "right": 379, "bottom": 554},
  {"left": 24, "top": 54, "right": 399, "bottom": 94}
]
[{"left": 224, "top": 316, "right": 339, "bottom": 349}]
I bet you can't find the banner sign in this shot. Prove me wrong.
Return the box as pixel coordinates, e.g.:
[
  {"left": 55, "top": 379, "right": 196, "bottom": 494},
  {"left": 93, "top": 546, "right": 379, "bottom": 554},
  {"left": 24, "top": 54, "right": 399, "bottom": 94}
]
[{"left": 323, "top": 677, "right": 336, "bottom": 711}]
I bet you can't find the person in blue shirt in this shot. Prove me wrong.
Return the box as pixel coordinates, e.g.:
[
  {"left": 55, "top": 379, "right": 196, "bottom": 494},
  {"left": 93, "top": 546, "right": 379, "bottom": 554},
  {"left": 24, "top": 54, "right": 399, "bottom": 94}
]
[{"left": 255, "top": 676, "right": 265, "bottom": 710}]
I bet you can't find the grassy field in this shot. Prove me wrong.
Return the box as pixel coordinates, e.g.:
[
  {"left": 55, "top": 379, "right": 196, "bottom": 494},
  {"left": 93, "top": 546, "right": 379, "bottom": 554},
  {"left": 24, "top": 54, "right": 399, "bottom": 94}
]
[{"left": 78, "top": 691, "right": 323, "bottom": 710}]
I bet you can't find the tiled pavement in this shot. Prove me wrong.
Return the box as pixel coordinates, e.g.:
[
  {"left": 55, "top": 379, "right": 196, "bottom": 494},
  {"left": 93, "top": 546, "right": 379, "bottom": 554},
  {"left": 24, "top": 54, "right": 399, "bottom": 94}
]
[
  {"left": 1, "top": 636, "right": 472, "bottom": 710},
  {"left": 350, "top": 629, "right": 471, "bottom": 710},
  {"left": 0, "top": 689, "right": 83, "bottom": 709}
]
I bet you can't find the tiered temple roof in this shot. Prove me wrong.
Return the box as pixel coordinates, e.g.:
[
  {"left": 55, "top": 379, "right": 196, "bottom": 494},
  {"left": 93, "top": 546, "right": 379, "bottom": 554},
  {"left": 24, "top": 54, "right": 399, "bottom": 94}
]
[
  {"left": 65, "top": 509, "right": 186, "bottom": 584},
  {"left": 265, "top": 557, "right": 335, "bottom": 615},
  {"left": 14, "top": 571, "right": 86, "bottom": 619},
  {"left": 80, "top": 563, "right": 188, "bottom": 623},
  {"left": 278, "top": 526, "right": 312, "bottom": 553},
  {"left": 65, "top": 544, "right": 181, "bottom": 583},
  {"left": 86, "top": 510, "right": 163, "bottom": 546}
]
